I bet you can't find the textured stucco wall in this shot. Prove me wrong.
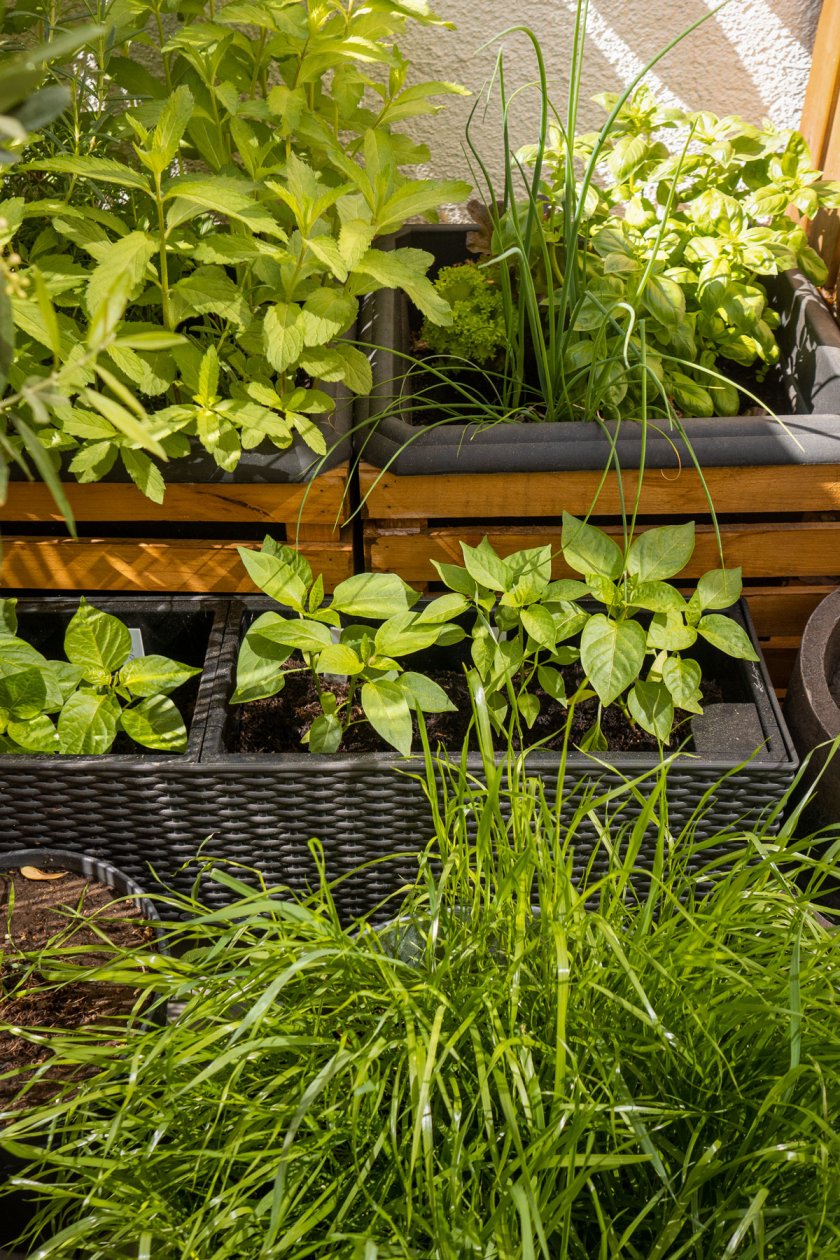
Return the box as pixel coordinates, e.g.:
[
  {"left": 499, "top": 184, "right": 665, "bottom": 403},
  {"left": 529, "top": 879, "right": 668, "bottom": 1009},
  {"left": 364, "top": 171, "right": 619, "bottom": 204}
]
[{"left": 400, "top": 0, "right": 822, "bottom": 193}]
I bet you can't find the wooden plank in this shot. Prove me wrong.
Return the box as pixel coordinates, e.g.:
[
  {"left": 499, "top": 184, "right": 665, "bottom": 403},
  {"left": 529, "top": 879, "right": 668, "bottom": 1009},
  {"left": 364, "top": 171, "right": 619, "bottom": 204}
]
[
  {"left": 360, "top": 463, "right": 840, "bottom": 520},
  {"left": 800, "top": 0, "right": 840, "bottom": 168},
  {"left": 0, "top": 467, "right": 351, "bottom": 526},
  {"left": 0, "top": 536, "right": 353, "bottom": 593},
  {"left": 365, "top": 521, "right": 840, "bottom": 583},
  {"left": 744, "top": 584, "right": 835, "bottom": 637}
]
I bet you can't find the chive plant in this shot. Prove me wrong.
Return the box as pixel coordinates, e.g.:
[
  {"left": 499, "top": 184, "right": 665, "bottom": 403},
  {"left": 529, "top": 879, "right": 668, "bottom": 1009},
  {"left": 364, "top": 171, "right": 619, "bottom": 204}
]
[{"left": 3, "top": 740, "right": 840, "bottom": 1258}]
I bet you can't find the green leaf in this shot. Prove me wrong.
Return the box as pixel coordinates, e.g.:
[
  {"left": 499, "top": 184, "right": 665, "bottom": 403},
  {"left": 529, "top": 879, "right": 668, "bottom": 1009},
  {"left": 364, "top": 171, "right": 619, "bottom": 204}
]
[
  {"left": 26, "top": 154, "right": 151, "bottom": 193},
  {"left": 643, "top": 274, "right": 685, "bottom": 328},
  {"left": 163, "top": 175, "right": 284, "bottom": 237},
  {"left": 170, "top": 268, "right": 248, "bottom": 329},
  {"left": 238, "top": 547, "right": 308, "bottom": 610},
  {"left": 459, "top": 539, "right": 511, "bottom": 591},
  {"left": 308, "top": 712, "right": 341, "bottom": 754},
  {"left": 0, "top": 598, "right": 17, "bottom": 635},
  {"left": 232, "top": 614, "right": 290, "bottom": 705},
  {"left": 332, "top": 573, "right": 417, "bottom": 618},
  {"left": 64, "top": 600, "right": 131, "bottom": 683},
  {"left": 83, "top": 390, "right": 166, "bottom": 460},
  {"left": 375, "top": 179, "right": 472, "bottom": 233},
  {"left": 251, "top": 618, "right": 332, "bottom": 654},
  {"left": 330, "top": 342, "right": 372, "bottom": 394},
  {"left": 580, "top": 615, "right": 647, "bottom": 707},
  {"left": 147, "top": 84, "right": 193, "bottom": 174},
  {"left": 314, "top": 643, "right": 364, "bottom": 675},
  {"left": 626, "top": 523, "right": 695, "bottom": 582},
  {"left": 646, "top": 613, "right": 698, "bottom": 652},
  {"left": 628, "top": 679, "right": 674, "bottom": 742},
  {"left": 419, "top": 593, "right": 468, "bottom": 624},
  {"left": 264, "top": 303, "right": 304, "bottom": 373},
  {"left": 119, "top": 654, "right": 200, "bottom": 698},
  {"left": 6, "top": 712, "right": 59, "bottom": 753},
  {"left": 627, "top": 580, "right": 685, "bottom": 614},
  {"left": 694, "top": 568, "right": 742, "bottom": 611},
  {"left": 662, "top": 656, "right": 702, "bottom": 708},
  {"left": 374, "top": 613, "right": 443, "bottom": 657},
  {"left": 57, "top": 689, "right": 121, "bottom": 754},
  {"left": 521, "top": 605, "right": 557, "bottom": 650},
  {"left": 537, "top": 665, "right": 566, "bottom": 702},
  {"left": 0, "top": 665, "right": 48, "bottom": 721},
  {"left": 120, "top": 695, "right": 188, "bottom": 752},
  {"left": 398, "top": 671, "right": 456, "bottom": 714},
  {"left": 122, "top": 449, "right": 165, "bottom": 504},
  {"left": 351, "top": 247, "right": 451, "bottom": 325},
  {"left": 517, "top": 691, "right": 540, "bottom": 728},
  {"left": 697, "top": 614, "right": 759, "bottom": 661},
  {"left": 361, "top": 679, "right": 413, "bottom": 755},
  {"left": 86, "top": 230, "right": 155, "bottom": 318},
  {"left": 299, "top": 289, "right": 357, "bottom": 348},
  {"left": 561, "top": 513, "right": 623, "bottom": 581}
]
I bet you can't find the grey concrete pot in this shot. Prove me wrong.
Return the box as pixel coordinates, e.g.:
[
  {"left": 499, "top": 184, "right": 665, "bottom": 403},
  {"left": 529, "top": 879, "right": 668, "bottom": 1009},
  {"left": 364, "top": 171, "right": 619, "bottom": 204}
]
[
  {"left": 354, "top": 225, "right": 840, "bottom": 475},
  {"left": 784, "top": 588, "right": 840, "bottom": 829}
]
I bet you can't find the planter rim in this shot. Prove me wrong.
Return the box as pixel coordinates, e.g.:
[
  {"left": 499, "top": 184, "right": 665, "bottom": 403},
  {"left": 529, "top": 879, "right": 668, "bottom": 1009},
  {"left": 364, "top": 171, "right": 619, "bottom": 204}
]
[{"left": 794, "top": 588, "right": 840, "bottom": 739}]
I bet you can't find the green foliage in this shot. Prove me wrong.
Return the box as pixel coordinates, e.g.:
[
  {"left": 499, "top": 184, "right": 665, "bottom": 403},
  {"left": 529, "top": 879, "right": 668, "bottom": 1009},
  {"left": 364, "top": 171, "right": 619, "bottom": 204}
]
[
  {"left": 433, "top": 521, "right": 757, "bottom": 746},
  {"left": 0, "top": 596, "right": 199, "bottom": 754},
  {"left": 1, "top": 0, "right": 470, "bottom": 496},
  {"left": 234, "top": 538, "right": 463, "bottom": 754},
  {"left": 421, "top": 262, "right": 507, "bottom": 365},
  {"left": 3, "top": 762, "right": 840, "bottom": 1256}
]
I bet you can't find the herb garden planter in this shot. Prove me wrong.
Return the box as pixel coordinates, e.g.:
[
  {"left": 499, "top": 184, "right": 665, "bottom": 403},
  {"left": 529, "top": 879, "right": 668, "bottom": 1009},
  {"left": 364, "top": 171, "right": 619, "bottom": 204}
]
[
  {"left": 0, "top": 390, "right": 354, "bottom": 596},
  {"left": 0, "top": 849, "right": 162, "bottom": 1254},
  {"left": 169, "top": 595, "right": 798, "bottom": 920},
  {"left": 356, "top": 225, "right": 840, "bottom": 692},
  {"left": 784, "top": 586, "right": 840, "bottom": 828},
  {"left": 0, "top": 596, "right": 227, "bottom": 893}
]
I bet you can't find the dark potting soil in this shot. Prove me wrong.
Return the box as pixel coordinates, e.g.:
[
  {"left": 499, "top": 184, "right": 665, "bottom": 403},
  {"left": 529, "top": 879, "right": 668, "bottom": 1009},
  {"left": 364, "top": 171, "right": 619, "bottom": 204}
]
[
  {"left": 0, "top": 869, "right": 153, "bottom": 1109},
  {"left": 236, "top": 666, "right": 721, "bottom": 756}
]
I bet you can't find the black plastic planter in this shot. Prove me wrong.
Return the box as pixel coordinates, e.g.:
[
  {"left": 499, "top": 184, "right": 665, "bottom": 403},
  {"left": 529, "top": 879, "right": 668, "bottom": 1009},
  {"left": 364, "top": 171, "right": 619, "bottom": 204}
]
[
  {"left": 784, "top": 588, "right": 840, "bottom": 828},
  {"left": 181, "top": 596, "right": 798, "bottom": 920},
  {"left": 355, "top": 225, "right": 840, "bottom": 476},
  {"left": 0, "top": 596, "right": 228, "bottom": 895},
  {"left": 0, "top": 849, "right": 163, "bottom": 1255}
]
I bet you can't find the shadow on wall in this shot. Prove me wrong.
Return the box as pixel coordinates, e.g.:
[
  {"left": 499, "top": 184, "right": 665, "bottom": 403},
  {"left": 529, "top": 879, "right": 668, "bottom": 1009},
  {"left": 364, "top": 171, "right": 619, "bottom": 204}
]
[{"left": 400, "top": 0, "right": 822, "bottom": 187}]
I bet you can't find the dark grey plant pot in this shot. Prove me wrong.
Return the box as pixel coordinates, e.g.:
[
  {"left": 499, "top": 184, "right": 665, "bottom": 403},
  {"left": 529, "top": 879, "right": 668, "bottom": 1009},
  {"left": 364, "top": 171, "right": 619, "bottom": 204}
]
[
  {"left": 0, "top": 849, "right": 163, "bottom": 1254},
  {"left": 0, "top": 596, "right": 228, "bottom": 898},
  {"left": 784, "top": 587, "right": 840, "bottom": 829},
  {"left": 181, "top": 596, "right": 798, "bottom": 920},
  {"left": 354, "top": 225, "right": 840, "bottom": 475}
]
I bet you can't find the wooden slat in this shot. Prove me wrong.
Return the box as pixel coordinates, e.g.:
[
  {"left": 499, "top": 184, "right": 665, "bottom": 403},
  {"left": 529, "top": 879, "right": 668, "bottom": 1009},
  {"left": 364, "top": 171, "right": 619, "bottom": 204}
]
[
  {"left": 0, "top": 536, "right": 353, "bottom": 593},
  {"left": 365, "top": 521, "right": 840, "bottom": 583},
  {"left": 360, "top": 463, "right": 840, "bottom": 520},
  {"left": 0, "top": 467, "right": 350, "bottom": 525},
  {"left": 800, "top": 0, "right": 840, "bottom": 168},
  {"left": 744, "top": 584, "right": 836, "bottom": 637}
]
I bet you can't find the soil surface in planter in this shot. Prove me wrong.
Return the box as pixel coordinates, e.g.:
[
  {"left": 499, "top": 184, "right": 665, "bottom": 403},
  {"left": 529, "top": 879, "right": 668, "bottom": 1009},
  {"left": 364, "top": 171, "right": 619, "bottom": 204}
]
[
  {"left": 235, "top": 666, "right": 724, "bottom": 756},
  {"left": 0, "top": 869, "right": 152, "bottom": 1110}
]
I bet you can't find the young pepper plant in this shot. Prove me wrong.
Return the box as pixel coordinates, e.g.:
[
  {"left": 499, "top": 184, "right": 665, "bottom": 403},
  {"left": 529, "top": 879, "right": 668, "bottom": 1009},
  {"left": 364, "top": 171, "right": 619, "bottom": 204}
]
[
  {"left": 433, "top": 518, "right": 757, "bottom": 748},
  {"left": 0, "top": 597, "right": 200, "bottom": 754},
  {"left": 234, "top": 539, "right": 466, "bottom": 755}
]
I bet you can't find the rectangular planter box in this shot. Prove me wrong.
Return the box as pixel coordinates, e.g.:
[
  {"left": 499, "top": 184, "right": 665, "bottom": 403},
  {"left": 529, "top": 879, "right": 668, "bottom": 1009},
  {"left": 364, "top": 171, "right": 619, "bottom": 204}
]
[
  {"left": 181, "top": 596, "right": 798, "bottom": 919},
  {"left": 0, "top": 595, "right": 230, "bottom": 896},
  {"left": 0, "top": 384, "right": 355, "bottom": 594},
  {"left": 356, "top": 225, "right": 840, "bottom": 691}
]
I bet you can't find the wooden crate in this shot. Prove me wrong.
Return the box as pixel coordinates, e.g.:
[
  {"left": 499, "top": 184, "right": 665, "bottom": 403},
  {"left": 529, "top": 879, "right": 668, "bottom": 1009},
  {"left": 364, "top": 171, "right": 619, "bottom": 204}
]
[
  {"left": 0, "top": 468, "right": 353, "bottom": 593},
  {"left": 801, "top": 0, "right": 840, "bottom": 287},
  {"left": 360, "top": 462, "right": 840, "bottom": 692}
]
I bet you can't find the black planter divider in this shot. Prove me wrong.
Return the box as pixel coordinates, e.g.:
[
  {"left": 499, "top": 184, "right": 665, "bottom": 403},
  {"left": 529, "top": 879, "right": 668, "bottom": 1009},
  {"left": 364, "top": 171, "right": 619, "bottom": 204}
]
[
  {"left": 355, "top": 224, "right": 840, "bottom": 475},
  {"left": 0, "top": 595, "right": 230, "bottom": 902},
  {"left": 181, "top": 596, "right": 798, "bottom": 921}
]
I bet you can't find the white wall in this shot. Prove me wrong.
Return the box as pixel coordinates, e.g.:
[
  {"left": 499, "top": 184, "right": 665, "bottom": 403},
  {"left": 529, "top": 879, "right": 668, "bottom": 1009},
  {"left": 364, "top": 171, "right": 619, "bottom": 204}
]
[{"left": 400, "top": 0, "right": 822, "bottom": 198}]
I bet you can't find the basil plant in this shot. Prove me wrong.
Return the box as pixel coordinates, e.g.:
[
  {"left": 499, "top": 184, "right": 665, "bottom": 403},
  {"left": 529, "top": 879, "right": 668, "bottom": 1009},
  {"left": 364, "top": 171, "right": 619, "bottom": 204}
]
[
  {"left": 0, "top": 598, "right": 200, "bottom": 754},
  {"left": 433, "top": 516, "right": 758, "bottom": 748},
  {"left": 234, "top": 539, "right": 466, "bottom": 755}
]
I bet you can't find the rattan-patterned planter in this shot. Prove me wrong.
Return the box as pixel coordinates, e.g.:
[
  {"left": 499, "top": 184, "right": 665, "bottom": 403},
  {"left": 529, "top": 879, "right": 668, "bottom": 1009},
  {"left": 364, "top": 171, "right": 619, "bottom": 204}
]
[
  {"left": 180, "top": 596, "right": 798, "bottom": 919},
  {"left": 0, "top": 596, "right": 228, "bottom": 896}
]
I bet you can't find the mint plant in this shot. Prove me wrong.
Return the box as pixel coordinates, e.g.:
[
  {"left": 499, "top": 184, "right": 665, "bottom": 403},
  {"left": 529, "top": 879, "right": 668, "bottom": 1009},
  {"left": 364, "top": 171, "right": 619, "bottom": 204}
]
[
  {"left": 0, "top": 598, "right": 200, "bottom": 754},
  {"left": 234, "top": 540, "right": 465, "bottom": 755},
  {"left": 3, "top": 0, "right": 470, "bottom": 498},
  {"left": 433, "top": 518, "right": 758, "bottom": 747}
]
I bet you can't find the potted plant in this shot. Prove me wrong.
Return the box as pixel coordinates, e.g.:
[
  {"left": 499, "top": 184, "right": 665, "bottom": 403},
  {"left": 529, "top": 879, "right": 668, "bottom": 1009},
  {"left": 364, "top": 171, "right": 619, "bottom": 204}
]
[
  {"left": 784, "top": 586, "right": 840, "bottom": 830},
  {"left": 0, "top": 847, "right": 164, "bottom": 1251},
  {"left": 353, "top": 13, "right": 840, "bottom": 689},
  {"left": 183, "top": 532, "right": 797, "bottom": 918},
  {"left": 2, "top": 771, "right": 839, "bottom": 1256},
  {"left": 0, "top": 592, "right": 228, "bottom": 898},
  {"left": 0, "top": 0, "right": 469, "bottom": 590}
]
